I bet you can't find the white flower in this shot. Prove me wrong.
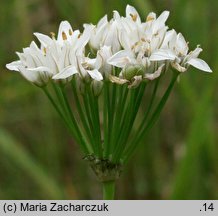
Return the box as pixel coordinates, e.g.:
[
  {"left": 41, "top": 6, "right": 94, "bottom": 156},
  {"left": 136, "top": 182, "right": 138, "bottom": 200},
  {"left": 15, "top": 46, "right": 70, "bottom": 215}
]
[
  {"left": 6, "top": 41, "right": 53, "bottom": 86},
  {"left": 108, "top": 49, "right": 165, "bottom": 87},
  {"left": 52, "top": 23, "right": 103, "bottom": 82},
  {"left": 86, "top": 15, "right": 108, "bottom": 51},
  {"left": 107, "top": 8, "right": 171, "bottom": 87},
  {"left": 6, "top": 5, "right": 212, "bottom": 89},
  {"left": 150, "top": 30, "right": 212, "bottom": 72},
  {"left": 119, "top": 9, "right": 169, "bottom": 53},
  {"left": 96, "top": 46, "right": 113, "bottom": 78},
  {"left": 6, "top": 21, "right": 103, "bottom": 86},
  {"left": 87, "top": 11, "right": 122, "bottom": 54}
]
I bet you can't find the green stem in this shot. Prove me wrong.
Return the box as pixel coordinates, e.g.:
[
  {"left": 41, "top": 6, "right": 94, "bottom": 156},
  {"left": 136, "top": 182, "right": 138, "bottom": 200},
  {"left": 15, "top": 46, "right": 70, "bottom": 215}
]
[
  {"left": 123, "top": 72, "right": 179, "bottom": 163},
  {"left": 71, "top": 81, "right": 93, "bottom": 147},
  {"left": 103, "top": 82, "right": 109, "bottom": 158},
  {"left": 138, "top": 78, "right": 160, "bottom": 134},
  {"left": 42, "top": 87, "right": 81, "bottom": 150},
  {"left": 112, "top": 83, "right": 146, "bottom": 163},
  {"left": 110, "top": 85, "right": 128, "bottom": 157},
  {"left": 104, "top": 83, "right": 113, "bottom": 158},
  {"left": 103, "top": 181, "right": 115, "bottom": 200},
  {"left": 60, "top": 86, "right": 91, "bottom": 154},
  {"left": 86, "top": 87, "right": 102, "bottom": 158},
  {"left": 42, "top": 87, "right": 66, "bottom": 122},
  {"left": 122, "top": 79, "right": 159, "bottom": 159}
]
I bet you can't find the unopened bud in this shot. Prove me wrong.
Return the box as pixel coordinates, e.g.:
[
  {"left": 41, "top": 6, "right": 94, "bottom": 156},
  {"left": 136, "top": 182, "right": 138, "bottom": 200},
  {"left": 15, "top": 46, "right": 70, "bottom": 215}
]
[
  {"left": 91, "top": 80, "right": 103, "bottom": 97},
  {"left": 122, "top": 65, "right": 144, "bottom": 81}
]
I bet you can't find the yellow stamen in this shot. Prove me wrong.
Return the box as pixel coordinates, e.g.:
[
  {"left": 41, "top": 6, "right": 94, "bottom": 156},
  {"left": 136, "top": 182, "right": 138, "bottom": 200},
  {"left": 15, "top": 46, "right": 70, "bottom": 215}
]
[
  {"left": 69, "top": 29, "right": 73, "bottom": 36},
  {"left": 146, "top": 16, "right": 155, "bottom": 22},
  {"left": 50, "top": 32, "right": 56, "bottom": 39},
  {"left": 130, "top": 13, "right": 137, "bottom": 22},
  {"left": 43, "top": 47, "right": 46, "bottom": 55},
  {"left": 62, "top": 32, "right": 67, "bottom": 40}
]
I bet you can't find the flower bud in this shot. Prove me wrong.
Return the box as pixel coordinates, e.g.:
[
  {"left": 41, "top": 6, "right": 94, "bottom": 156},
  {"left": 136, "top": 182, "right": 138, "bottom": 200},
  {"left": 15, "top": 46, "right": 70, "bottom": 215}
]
[
  {"left": 91, "top": 80, "right": 103, "bottom": 97},
  {"left": 122, "top": 65, "right": 144, "bottom": 81}
]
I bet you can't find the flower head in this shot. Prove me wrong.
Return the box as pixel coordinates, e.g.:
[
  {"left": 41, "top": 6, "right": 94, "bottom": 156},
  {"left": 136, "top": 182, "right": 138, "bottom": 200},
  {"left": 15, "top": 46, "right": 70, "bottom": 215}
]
[
  {"left": 6, "top": 5, "right": 212, "bottom": 88},
  {"left": 6, "top": 21, "right": 103, "bottom": 86}
]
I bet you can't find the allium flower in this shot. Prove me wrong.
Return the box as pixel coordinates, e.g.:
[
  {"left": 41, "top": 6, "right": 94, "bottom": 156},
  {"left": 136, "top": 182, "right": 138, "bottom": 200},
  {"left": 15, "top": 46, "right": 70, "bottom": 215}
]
[
  {"left": 86, "top": 12, "right": 122, "bottom": 54},
  {"left": 6, "top": 4, "right": 212, "bottom": 200},
  {"left": 150, "top": 29, "right": 212, "bottom": 72},
  {"left": 6, "top": 21, "right": 103, "bottom": 86},
  {"left": 107, "top": 8, "right": 211, "bottom": 88}
]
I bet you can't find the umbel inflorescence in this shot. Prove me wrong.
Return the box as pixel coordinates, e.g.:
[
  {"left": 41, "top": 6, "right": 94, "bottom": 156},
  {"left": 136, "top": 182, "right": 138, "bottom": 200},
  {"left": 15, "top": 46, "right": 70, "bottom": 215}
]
[
  {"left": 6, "top": 5, "right": 212, "bottom": 198},
  {"left": 6, "top": 5, "right": 211, "bottom": 86}
]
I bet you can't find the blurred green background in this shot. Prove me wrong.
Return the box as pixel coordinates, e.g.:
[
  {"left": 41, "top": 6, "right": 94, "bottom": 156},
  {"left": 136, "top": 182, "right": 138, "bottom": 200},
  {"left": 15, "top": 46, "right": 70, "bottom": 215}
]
[{"left": 0, "top": 0, "right": 217, "bottom": 199}]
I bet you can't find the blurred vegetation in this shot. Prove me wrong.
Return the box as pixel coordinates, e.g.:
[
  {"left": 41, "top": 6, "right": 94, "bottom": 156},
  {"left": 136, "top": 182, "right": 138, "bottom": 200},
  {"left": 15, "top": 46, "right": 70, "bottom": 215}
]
[{"left": 0, "top": 0, "right": 217, "bottom": 199}]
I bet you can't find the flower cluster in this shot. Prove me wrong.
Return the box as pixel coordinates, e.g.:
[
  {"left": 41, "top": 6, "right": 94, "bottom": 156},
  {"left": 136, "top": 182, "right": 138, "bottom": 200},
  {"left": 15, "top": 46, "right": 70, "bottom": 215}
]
[{"left": 6, "top": 5, "right": 212, "bottom": 89}]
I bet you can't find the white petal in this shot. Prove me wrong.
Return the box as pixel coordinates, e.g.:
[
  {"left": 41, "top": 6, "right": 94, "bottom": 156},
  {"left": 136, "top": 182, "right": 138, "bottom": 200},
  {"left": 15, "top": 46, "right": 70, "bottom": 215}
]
[
  {"left": 185, "top": 47, "right": 202, "bottom": 62},
  {"left": 28, "top": 67, "right": 53, "bottom": 81},
  {"left": 75, "top": 25, "right": 94, "bottom": 52},
  {"left": 119, "top": 32, "right": 132, "bottom": 50},
  {"left": 84, "top": 58, "right": 97, "bottom": 68},
  {"left": 109, "top": 75, "right": 129, "bottom": 85},
  {"left": 18, "top": 66, "right": 40, "bottom": 84},
  {"left": 77, "top": 57, "right": 87, "bottom": 77},
  {"left": 57, "top": 21, "right": 73, "bottom": 42},
  {"left": 156, "top": 11, "right": 170, "bottom": 24},
  {"left": 97, "top": 46, "right": 113, "bottom": 75},
  {"left": 171, "top": 62, "right": 186, "bottom": 72},
  {"left": 150, "top": 49, "right": 176, "bottom": 61},
  {"left": 153, "top": 11, "right": 169, "bottom": 33},
  {"left": 161, "top": 29, "right": 177, "bottom": 48},
  {"left": 126, "top": 5, "right": 141, "bottom": 23},
  {"left": 146, "top": 12, "right": 156, "bottom": 22},
  {"left": 128, "top": 75, "right": 142, "bottom": 88},
  {"left": 87, "top": 69, "right": 103, "bottom": 81},
  {"left": 176, "top": 33, "right": 188, "bottom": 55},
  {"left": 103, "top": 21, "right": 121, "bottom": 53},
  {"left": 34, "top": 33, "right": 53, "bottom": 47},
  {"left": 96, "top": 47, "right": 107, "bottom": 69},
  {"left": 53, "top": 66, "right": 78, "bottom": 80},
  {"left": 113, "top": 10, "right": 121, "bottom": 20},
  {"left": 6, "top": 61, "right": 22, "bottom": 71},
  {"left": 108, "top": 50, "right": 135, "bottom": 68},
  {"left": 88, "top": 18, "right": 108, "bottom": 50},
  {"left": 29, "top": 41, "right": 40, "bottom": 51},
  {"left": 18, "top": 66, "right": 52, "bottom": 86},
  {"left": 97, "top": 15, "right": 108, "bottom": 28},
  {"left": 144, "top": 64, "right": 164, "bottom": 80},
  {"left": 187, "top": 58, "right": 212, "bottom": 72},
  {"left": 28, "top": 66, "right": 52, "bottom": 73},
  {"left": 33, "top": 67, "right": 52, "bottom": 78}
]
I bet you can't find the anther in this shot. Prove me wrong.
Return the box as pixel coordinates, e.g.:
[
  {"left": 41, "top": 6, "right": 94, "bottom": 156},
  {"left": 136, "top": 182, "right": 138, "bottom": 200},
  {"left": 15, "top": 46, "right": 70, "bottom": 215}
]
[
  {"left": 50, "top": 32, "right": 56, "bottom": 39},
  {"left": 130, "top": 13, "right": 137, "bottom": 22},
  {"left": 69, "top": 29, "right": 73, "bottom": 36},
  {"left": 43, "top": 47, "right": 46, "bottom": 55},
  {"left": 62, "top": 32, "right": 67, "bottom": 40},
  {"left": 146, "top": 16, "right": 155, "bottom": 22}
]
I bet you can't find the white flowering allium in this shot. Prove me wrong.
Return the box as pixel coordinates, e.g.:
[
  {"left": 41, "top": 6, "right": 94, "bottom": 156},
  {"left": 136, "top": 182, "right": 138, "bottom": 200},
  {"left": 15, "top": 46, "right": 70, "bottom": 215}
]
[
  {"left": 6, "top": 5, "right": 213, "bottom": 199},
  {"left": 6, "top": 21, "right": 103, "bottom": 86},
  {"left": 6, "top": 5, "right": 211, "bottom": 88}
]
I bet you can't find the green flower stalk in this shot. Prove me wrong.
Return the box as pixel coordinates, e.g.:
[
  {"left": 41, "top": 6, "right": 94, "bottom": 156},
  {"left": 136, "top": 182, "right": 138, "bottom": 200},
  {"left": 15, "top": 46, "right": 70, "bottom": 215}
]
[{"left": 6, "top": 5, "right": 212, "bottom": 199}]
